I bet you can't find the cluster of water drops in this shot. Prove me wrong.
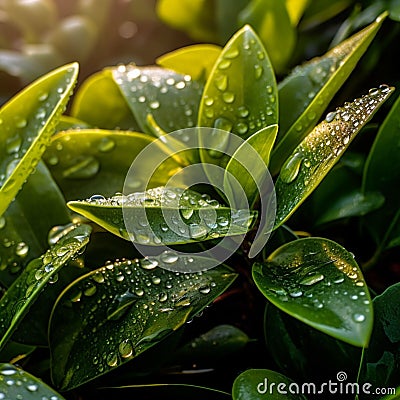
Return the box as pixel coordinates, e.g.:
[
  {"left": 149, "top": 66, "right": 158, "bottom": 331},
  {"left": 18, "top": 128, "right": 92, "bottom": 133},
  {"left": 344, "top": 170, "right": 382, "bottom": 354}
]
[
  {"left": 258, "top": 242, "right": 371, "bottom": 324},
  {"left": 200, "top": 31, "right": 277, "bottom": 159},
  {"left": 0, "top": 69, "right": 73, "bottom": 195},
  {"left": 276, "top": 84, "right": 394, "bottom": 225},
  {"left": 0, "top": 215, "right": 30, "bottom": 276},
  {"left": 112, "top": 64, "right": 202, "bottom": 131},
  {"left": 82, "top": 187, "right": 254, "bottom": 245},
  {"left": 60, "top": 256, "right": 221, "bottom": 374},
  {"left": 0, "top": 364, "right": 61, "bottom": 400}
]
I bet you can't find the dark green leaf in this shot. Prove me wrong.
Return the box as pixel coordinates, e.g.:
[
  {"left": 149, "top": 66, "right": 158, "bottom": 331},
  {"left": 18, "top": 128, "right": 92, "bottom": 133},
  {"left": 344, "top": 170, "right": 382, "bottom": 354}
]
[
  {"left": 43, "top": 129, "right": 181, "bottom": 200},
  {"left": 359, "top": 283, "right": 400, "bottom": 397},
  {"left": 253, "top": 237, "right": 373, "bottom": 347},
  {"left": 271, "top": 13, "right": 387, "bottom": 174},
  {"left": 198, "top": 24, "right": 278, "bottom": 168},
  {"left": 264, "top": 302, "right": 361, "bottom": 383},
  {"left": 49, "top": 258, "right": 237, "bottom": 390},
  {"left": 101, "top": 383, "right": 230, "bottom": 400},
  {"left": 0, "top": 224, "right": 92, "bottom": 351},
  {"left": 0, "top": 161, "right": 71, "bottom": 288},
  {"left": 363, "top": 93, "right": 400, "bottom": 249},
  {"left": 0, "top": 363, "right": 65, "bottom": 400},
  {"left": 232, "top": 369, "right": 308, "bottom": 399},
  {"left": 156, "top": 44, "right": 222, "bottom": 80},
  {"left": 0, "top": 62, "right": 79, "bottom": 216},
  {"left": 315, "top": 189, "right": 384, "bottom": 226},
  {"left": 70, "top": 69, "right": 140, "bottom": 130},
  {"left": 174, "top": 324, "right": 249, "bottom": 362},
  {"left": 274, "top": 85, "right": 394, "bottom": 229},
  {"left": 67, "top": 187, "right": 256, "bottom": 246},
  {"left": 112, "top": 65, "right": 203, "bottom": 135}
]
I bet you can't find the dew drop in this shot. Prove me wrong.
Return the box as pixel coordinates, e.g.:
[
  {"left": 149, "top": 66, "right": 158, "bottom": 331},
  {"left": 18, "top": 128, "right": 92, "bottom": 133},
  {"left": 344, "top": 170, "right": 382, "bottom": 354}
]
[
  {"left": 161, "top": 251, "right": 178, "bottom": 264},
  {"left": 218, "top": 59, "right": 231, "bottom": 70},
  {"left": 119, "top": 339, "right": 134, "bottom": 358},
  {"left": 189, "top": 224, "right": 208, "bottom": 239},
  {"left": 141, "top": 258, "right": 158, "bottom": 270},
  {"left": 26, "top": 384, "right": 38, "bottom": 392},
  {"left": 98, "top": 137, "right": 116, "bottom": 152},
  {"left": 6, "top": 135, "right": 22, "bottom": 155},
  {"left": 149, "top": 101, "right": 160, "bottom": 110},
  {"left": 289, "top": 289, "right": 303, "bottom": 298},
  {"left": 16, "top": 118, "right": 27, "bottom": 128},
  {"left": 353, "top": 313, "right": 365, "bottom": 323},
  {"left": 325, "top": 111, "right": 337, "bottom": 122},
  {"left": 84, "top": 284, "right": 97, "bottom": 296},
  {"left": 214, "top": 74, "right": 228, "bottom": 91},
  {"left": 106, "top": 352, "right": 118, "bottom": 367},
  {"left": 237, "top": 106, "right": 249, "bottom": 118},
  {"left": 224, "top": 47, "right": 239, "bottom": 59},
  {"left": 204, "top": 97, "right": 214, "bottom": 106},
  {"left": 181, "top": 208, "right": 194, "bottom": 220},
  {"left": 235, "top": 121, "right": 248, "bottom": 135},
  {"left": 15, "top": 242, "right": 29, "bottom": 258},
  {"left": 300, "top": 273, "right": 324, "bottom": 286},
  {"left": 38, "top": 92, "right": 48, "bottom": 101},
  {"left": 63, "top": 156, "right": 100, "bottom": 179},
  {"left": 159, "top": 292, "right": 168, "bottom": 302},
  {"left": 280, "top": 152, "right": 303, "bottom": 183},
  {"left": 254, "top": 64, "right": 263, "bottom": 79},
  {"left": 222, "top": 91, "right": 235, "bottom": 104},
  {"left": 199, "top": 285, "right": 211, "bottom": 294}
]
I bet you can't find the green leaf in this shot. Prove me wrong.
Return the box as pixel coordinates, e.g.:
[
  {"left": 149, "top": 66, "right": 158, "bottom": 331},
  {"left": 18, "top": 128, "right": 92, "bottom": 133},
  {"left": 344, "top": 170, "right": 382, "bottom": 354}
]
[
  {"left": 359, "top": 283, "right": 400, "bottom": 394},
  {"left": 49, "top": 258, "right": 237, "bottom": 390},
  {"left": 271, "top": 12, "right": 388, "bottom": 175},
  {"left": 252, "top": 237, "right": 373, "bottom": 347},
  {"left": 0, "top": 161, "right": 71, "bottom": 288},
  {"left": 156, "top": 0, "right": 218, "bottom": 42},
  {"left": 215, "top": 0, "right": 249, "bottom": 43},
  {"left": 0, "top": 224, "right": 92, "bottom": 351},
  {"left": 174, "top": 324, "right": 250, "bottom": 362},
  {"left": 67, "top": 186, "right": 256, "bottom": 245},
  {"left": 232, "top": 369, "right": 308, "bottom": 400},
  {"left": 274, "top": 85, "right": 394, "bottom": 229},
  {"left": 224, "top": 124, "right": 278, "bottom": 207},
  {"left": 198, "top": 24, "right": 278, "bottom": 168},
  {"left": 0, "top": 62, "right": 79, "bottom": 216},
  {"left": 112, "top": 65, "right": 203, "bottom": 135},
  {"left": 100, "top": 383, "right": 230, "bottom": 400},
  {"left": 43, "top": 129, "right": 182, "bottom": 200},
  {"left": 156, "top": 44, "right": 222, "bottom": 81},
  {"left": 363, "top": 93, "right": 400, "bottom": 249},
  {"left": 0, "top": 363, "right": 65, "bottom": 400},
  {"left": 70, "top": 69, "right": 140, "bottom": 130},
  {"left": 238, "top": 0, "right": 296, "bottom": 74},
  {"left": 315, "top": 189, "right": 384, "bottom": 226},
  {"left": 56, "top": 115, "right": 91, "bottom": 132},
  {"left": 264, "top": 302, "right": 361, "bottom": 383}
]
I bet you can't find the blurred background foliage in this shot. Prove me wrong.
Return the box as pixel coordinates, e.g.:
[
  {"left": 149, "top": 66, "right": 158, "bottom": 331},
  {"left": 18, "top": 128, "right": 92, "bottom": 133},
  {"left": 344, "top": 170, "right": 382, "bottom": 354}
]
[{"left": 1, "top": 0, "right": 400, "bottom": 107}]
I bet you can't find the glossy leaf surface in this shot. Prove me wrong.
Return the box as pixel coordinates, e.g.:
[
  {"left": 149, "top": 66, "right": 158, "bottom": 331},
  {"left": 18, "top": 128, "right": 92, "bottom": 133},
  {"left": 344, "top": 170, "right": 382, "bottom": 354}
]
[
  {"left": 0, "top": 224, "right": 92, "bottom": 351},
  {"left": 253, "top": 237, "right": 373, "bottom": 347},
  {"left": 199, "top": 25, "right": 278, "bottom": 168},
  {"left": 274, "top": 85, "right": 394, "bottom": 228},
  {"left": 271, "top": 13, "right": 387, "bottom": 174},
  {"left": 49, "top": 259, "right": 237, "bottom": 390},
  {"left": 0, "top": 62, "right": 78, "bottom": 215},
  {"left": 68, "top": 187, "right": 256, "bottom": 246}
]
